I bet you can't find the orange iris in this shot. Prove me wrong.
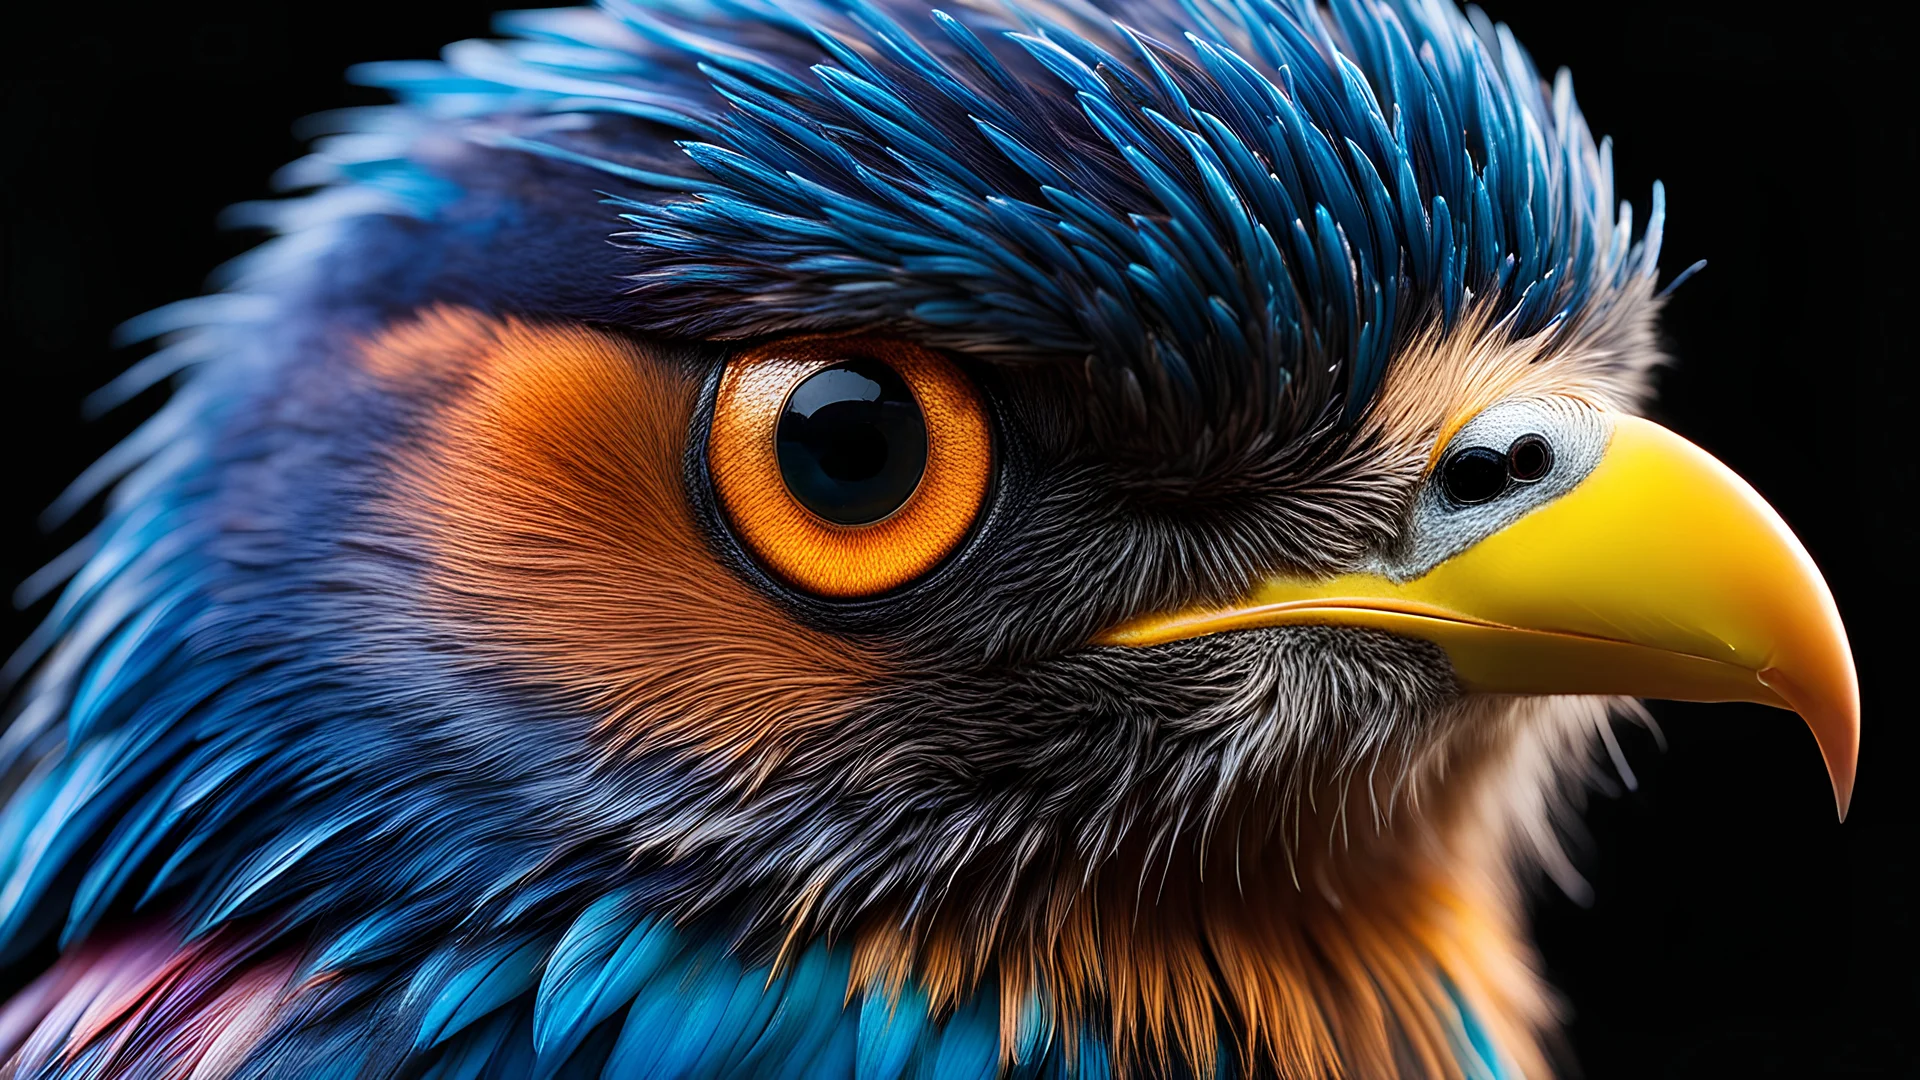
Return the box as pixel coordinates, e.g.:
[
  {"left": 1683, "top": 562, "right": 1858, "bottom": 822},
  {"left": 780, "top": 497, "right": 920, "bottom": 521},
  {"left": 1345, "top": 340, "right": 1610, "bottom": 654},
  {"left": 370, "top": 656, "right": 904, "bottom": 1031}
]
[{"left": 708, "top": 336, "right": 992, "bottom": 597}]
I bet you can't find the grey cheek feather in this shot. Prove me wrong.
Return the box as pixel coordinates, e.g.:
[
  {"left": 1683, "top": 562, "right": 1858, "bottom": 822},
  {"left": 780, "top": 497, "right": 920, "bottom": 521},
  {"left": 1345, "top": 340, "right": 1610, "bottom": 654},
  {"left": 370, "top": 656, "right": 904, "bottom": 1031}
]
[{"left": 1370, "top": 396, "right": 1614, "bottom": 582}]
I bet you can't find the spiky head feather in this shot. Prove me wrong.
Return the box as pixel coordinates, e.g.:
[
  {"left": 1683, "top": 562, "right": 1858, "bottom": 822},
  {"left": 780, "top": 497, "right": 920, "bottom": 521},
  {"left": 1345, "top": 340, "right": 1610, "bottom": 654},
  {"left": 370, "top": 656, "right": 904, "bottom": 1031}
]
[{"left": 346, "top": 0, "right": 1662, "bottom": 453}]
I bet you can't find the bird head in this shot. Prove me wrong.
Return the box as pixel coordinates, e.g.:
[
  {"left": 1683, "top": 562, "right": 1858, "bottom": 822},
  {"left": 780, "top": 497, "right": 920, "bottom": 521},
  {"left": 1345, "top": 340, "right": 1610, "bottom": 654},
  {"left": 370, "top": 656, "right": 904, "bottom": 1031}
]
[{"left": 0, "top": 0, "right": 1857, "bottom": 1076}]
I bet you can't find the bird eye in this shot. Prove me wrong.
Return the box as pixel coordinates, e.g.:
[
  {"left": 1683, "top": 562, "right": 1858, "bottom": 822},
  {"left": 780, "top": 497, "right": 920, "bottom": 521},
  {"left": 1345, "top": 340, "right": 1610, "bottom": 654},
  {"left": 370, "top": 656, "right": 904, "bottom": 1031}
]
[
  {"left": 708, "top": 337, "right": 990, "bottom": 597},
  {"left": 777, "top": 360, "right": 927, "bottom": 525},
  {"left": 1507, "top": 433, "right": 1553, "bottom": 482},
  {"left": 1439, "top": 446, "right": 1510, "bottom": 505}
]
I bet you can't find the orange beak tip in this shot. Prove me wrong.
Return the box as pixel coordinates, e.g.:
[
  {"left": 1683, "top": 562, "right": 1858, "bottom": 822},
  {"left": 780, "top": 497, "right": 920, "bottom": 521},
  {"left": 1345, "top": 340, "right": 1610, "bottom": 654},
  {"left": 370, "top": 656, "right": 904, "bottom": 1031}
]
[
  {"left": 1829, "top": 736, "right": 1857, "bottom": 824},
  {"left": 1755, "top": 664, "right": 1859, "bottom": 823}
]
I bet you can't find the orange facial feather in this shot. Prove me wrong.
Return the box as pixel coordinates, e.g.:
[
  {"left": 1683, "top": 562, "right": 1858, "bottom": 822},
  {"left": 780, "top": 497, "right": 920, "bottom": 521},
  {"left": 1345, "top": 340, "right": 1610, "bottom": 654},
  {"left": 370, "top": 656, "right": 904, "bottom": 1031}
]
[{"left": 360, "top": 307, "right": 882, "bottom": 765}]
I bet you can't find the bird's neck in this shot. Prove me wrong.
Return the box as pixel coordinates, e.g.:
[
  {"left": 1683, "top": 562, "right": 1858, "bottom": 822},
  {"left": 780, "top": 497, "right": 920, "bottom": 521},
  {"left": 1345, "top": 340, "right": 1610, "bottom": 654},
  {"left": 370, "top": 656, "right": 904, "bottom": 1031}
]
[{"left": 843, "top": 724, "right": 1561, "bottom": 1079}]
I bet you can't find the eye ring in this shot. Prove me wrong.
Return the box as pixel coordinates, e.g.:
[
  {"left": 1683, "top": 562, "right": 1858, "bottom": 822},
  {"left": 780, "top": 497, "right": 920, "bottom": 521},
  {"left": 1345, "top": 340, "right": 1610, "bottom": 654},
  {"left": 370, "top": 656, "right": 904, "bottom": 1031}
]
[{"left": 709, "top": 336, "right": 991, "bottom": 597}]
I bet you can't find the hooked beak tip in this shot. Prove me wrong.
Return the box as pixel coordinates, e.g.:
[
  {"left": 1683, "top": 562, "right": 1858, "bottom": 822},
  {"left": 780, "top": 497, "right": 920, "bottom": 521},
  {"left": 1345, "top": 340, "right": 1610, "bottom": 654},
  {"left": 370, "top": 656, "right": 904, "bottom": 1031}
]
[{"left": 1758, "top": 665, "right": 1859, "bottom": 821}]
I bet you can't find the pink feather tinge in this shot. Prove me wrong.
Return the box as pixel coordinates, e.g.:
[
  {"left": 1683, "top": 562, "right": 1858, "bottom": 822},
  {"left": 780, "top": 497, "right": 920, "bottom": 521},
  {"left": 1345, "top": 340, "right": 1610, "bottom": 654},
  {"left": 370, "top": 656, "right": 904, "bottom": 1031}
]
[{"left": 0, "top": 922, "right": 297, "bottom": 1079}]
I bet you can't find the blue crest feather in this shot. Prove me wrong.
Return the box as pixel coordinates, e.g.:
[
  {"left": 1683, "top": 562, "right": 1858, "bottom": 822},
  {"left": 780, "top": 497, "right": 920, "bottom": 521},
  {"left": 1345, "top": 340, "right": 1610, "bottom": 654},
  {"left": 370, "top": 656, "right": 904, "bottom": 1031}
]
[{"left": 327, "top": 0, "right": 1665, "bottom": 439}]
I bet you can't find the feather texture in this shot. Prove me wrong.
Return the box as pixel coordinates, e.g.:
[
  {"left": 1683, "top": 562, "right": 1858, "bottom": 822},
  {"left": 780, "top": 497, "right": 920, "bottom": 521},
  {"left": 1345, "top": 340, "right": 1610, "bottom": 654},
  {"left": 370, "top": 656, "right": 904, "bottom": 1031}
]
[
  {"left": 0, "top": 1, "right": 1658, "bottom": 1076},
  {"left": 325, "top": 0, "right": 1660, "bottom": 450}
]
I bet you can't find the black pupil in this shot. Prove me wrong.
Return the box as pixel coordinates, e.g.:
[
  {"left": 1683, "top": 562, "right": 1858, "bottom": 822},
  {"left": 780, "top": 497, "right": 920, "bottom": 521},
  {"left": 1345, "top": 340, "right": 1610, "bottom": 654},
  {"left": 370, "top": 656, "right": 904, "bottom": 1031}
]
[
  {"left": 1507, "top": 434, "right": 1552, "bottom": 481},
  {"left": 1439, "top": 446, "right": 1509, "bottom": 505},
  {"left": 776, "top": 359, "right": 928, "bottom": 525}
]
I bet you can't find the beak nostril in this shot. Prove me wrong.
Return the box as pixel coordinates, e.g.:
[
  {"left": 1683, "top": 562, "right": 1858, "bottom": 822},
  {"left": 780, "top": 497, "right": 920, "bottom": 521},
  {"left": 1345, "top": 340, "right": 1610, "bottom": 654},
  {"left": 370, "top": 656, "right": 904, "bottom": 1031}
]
[
  {"left": 1508, "top": 435, "right": 1553, "bottom": 482},
  {"left": 1439, "top": 446, "right": 1508, "bottom": 504}
]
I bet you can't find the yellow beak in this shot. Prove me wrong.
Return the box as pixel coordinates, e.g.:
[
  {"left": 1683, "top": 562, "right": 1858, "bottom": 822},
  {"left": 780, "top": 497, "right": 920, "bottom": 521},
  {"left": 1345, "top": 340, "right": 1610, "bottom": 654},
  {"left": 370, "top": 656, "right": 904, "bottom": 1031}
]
[{"left": 1098, "top": 415, "right": 1860, "bottom": 818}]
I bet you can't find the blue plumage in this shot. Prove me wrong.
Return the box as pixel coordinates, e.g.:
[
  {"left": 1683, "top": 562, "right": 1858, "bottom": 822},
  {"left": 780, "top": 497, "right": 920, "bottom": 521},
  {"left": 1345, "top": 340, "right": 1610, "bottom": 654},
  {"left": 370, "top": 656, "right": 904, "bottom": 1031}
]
[
  {"left": 534, "top": 897, "right": 675, "bottom": 1061},
  {"left": 323, "top": 0, "right": 1661, "bottom": 441},
  {"left": 858, "top": 979, "right": 931, "bottom": 1080}
]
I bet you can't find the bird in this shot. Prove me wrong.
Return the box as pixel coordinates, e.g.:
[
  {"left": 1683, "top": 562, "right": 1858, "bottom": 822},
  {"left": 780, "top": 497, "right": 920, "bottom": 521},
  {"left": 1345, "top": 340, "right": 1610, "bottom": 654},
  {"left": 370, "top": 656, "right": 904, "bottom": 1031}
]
[{"left": 0, "top": 0, "right": 1859, "bottom": 1077}]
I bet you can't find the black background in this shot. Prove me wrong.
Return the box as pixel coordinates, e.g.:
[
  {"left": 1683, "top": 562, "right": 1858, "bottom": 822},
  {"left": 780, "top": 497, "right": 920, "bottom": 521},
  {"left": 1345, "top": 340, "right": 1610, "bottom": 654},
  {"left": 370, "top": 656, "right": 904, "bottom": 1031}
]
[{"left": 2, "top": 1, "right": 1913, "bottom": 1075}]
